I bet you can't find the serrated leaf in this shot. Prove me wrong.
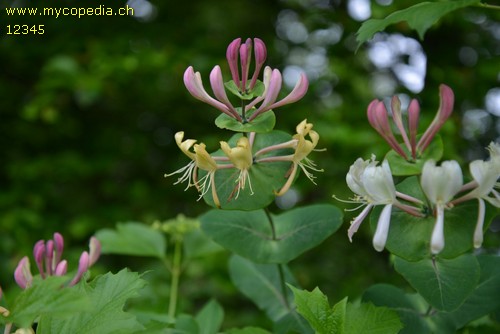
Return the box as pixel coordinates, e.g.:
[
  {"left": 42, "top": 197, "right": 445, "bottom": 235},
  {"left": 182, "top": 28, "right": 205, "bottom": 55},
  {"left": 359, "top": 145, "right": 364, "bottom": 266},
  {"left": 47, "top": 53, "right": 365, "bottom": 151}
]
[
  {"left": 344, "top": 301, "right": 403, "bottom": 334},
  {"left": 195, "top": 299, "right": 224, "bottom": 334},
  {"left": 7, "top": 276, "right": 90, "bottom": 328},
  {"left": 214, "top": 109, "right": 275, "bottom": 133},
  {"left": 356, "top": 0, "right": 481, "bottom": 48},
  {"left": 37, "top": 269, "right": 147, "bottom": 334},
  {"left": 289, "top": 286, "right": 341, "bottom": 334},
  {"left": 95, "top": 222, "right": 166, "bottom": 259},
  {"left": 394, "top": 254, "right": 480, "bottom": 312},
  {"left": 201, "top": 204, "right": 343, "bottom": 263}
]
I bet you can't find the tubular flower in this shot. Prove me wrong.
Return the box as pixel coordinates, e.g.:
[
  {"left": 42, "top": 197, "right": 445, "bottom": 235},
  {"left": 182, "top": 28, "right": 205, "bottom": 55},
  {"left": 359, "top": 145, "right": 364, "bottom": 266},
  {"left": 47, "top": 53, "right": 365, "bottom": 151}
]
[
  {"left": 166, "top": 131, "right": 222, "bottom": 207},
  {"left": 184, "top": 37, "right": 308, "bottom": 123},
  {"left": 220, "top": 136, "right": 254, "bottom": 200},
  {"left": 344, "top": 157, "right": 398, "bottom": 252},
  {"left": 14, "top": 233, "right": 100, "bottom": 289},
  {"left": 452, "top": 142, "right": 500, "bottom": 248},
  {"left": 421, "top": 160, "right": 463, "bottom": 254},
  {"left": 367, "top": 84, "right": 454, "bottom": 160}
]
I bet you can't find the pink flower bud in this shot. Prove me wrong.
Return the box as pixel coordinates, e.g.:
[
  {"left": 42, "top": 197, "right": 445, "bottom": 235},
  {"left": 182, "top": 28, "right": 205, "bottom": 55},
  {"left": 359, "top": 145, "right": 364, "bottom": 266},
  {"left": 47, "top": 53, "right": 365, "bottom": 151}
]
[
  {"left": 390, "top": 96, "right": 411, "bottom": 155},
  {"left": 226, "top": 38, "right": 241, "bottom": 87},
  {"left": 408, "top": 99, "right": 420, "bottom": 159},
  {"left": 55, "top": 260, "right": 68, "bottom": 276},
  {"left": 14, "top": 257, "right": 33, "bottom": 290},
  {"left": 53, "top": 232, "right": 64, "bottom": 264},
  {"left": 249, "top": 69, "right": 282, "bottom": 121},
  {"left": 209, "top": 65, "right": 239, "bottom": 117},
  {"left": 69, "top": 252, "right": 89, "bottom": 286},
  {"left": 88, "top": 237, "right": 101, "bottom": 267},
  {"left": 239, "top": 38, "right": 252, "bottom": 91},
  {"left": 267, "top": 72, "right": 309, "bottom": 110},
  {"left": 45, "top": 240, "right": 54, "bottom": 275},
  {"left": 249, "top": 38, "right": 267, "bottom": 90},
  {"left": 33, "top": 240, "right": 46, "bottom": 278}
]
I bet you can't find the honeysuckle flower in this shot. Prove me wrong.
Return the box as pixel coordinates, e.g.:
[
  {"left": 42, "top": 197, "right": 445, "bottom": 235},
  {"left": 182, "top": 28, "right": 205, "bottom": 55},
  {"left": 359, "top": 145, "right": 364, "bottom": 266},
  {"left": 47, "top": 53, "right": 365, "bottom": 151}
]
[
  {"left": 452, "top": 142, "right": 500, "bottom": 248},
  {"left": 220, "top": 136, "right": 254, "bottom": 199},
  {"left": 166, "top": 131, "right": 222, "bottom": 207},
  {"left": 367, "top": 84, "right": 454, "bottom": 160},
  {"left": 14, "top": 233, "right": 101, "bottom": 289},
  {"left": 421, "top": 160, "right": 463, "bottom": 254},
  {"left": 253, "top": 120, "right": 323, "bottom": 196},
  {"left": 185, "top": 37, "right": 308, "bottom": 123}
]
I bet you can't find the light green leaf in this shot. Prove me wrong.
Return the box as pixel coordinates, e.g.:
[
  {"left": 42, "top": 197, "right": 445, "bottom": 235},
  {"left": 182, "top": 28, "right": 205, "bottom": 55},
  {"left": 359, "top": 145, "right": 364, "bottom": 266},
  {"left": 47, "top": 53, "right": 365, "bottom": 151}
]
[
  {"left": 37, "top": 269, "right": 147, "bottom": 334},
  {"left": 394, "top": 254, "right": 480, "bottom": 312},
  {"left": 201, "top": 131, "right": 294, "bottom": 210},
  {"left": 356, "top": 0, "right": 481, "bottom": 48},
  {"left": 183, "top": 228, "right": 224, "bottom": 259},
  {"left": 289, "top": 286, "right": 342, "bottom": 334},
  {"left": 214, "top": 110, "right": 275, "bottom": 133},
  {"left": 8, "top": 276, "right": 90, "bottom": 328},
  {"left": 344, "top": 301, "right": 403, "bottom": 334},
  {"left": 385, "top": 135, "right": 443, "bottom": 176},
  {"left": 95, "top": 222, "right": 166, "bottom": 259},
  {"left": 195, "top": 299, "right": 224, "bottom": 334},
  {"left": 201, "top": 204, "right": 343, "bottom": 263},
  {"left": 175, "top": 314, "right": 200, "bottom": 334},
  {"left": 225, "top": 327, "right": 272, "bottom": 334},
  {"left": 224, "top": 80, "right": 265, "bottom": 100}
]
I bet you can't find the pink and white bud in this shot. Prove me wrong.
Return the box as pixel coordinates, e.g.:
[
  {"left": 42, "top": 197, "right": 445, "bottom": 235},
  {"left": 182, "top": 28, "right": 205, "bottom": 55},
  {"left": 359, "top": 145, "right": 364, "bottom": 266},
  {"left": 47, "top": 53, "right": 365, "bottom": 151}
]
[
  {"left": 209, "top": 65, "right": 239, "bottom": 117},
  {"left": 390, "top": 96, "right": 411, "bottom": 155},
  {"left": 267, "top": 72, "right": 309, "bottom": 111},
  {"left": 53, "top": 232, "right": 64, "bottom": 265},
  {"left": 417, "top": 84, "right": 454, "bottom": 152},
  {"left": 69, "top": 252, "right": 90, "bottom": 286},
  {"left": 45, "top": 240, "right": 54, "bottom": 275},
  {"left": 249, "top": 38, "right": 267, "bottom": 90},
  {"left": 226, "top": 38, "right": 241, "bottom": 87},
  {"left": 88, "top": 237, "right": 101, "bottom": 266},
  {"left": 408, "top": 99, "right": 420, "bottom": 159},
  {"left": 239, "top": 38, "right": 252, "bottom": 91},
  {"left": 33, "top": 240, "right": 46, "bottom": 278},
  {"left": 14, "top": 257, "right": 33, "bottom": 290},
  {"left": 248, "top": 69, "right": 282, "bottom": 121},
  {"left": 54, "top": 260, "right": 68, "bottom": 276}
]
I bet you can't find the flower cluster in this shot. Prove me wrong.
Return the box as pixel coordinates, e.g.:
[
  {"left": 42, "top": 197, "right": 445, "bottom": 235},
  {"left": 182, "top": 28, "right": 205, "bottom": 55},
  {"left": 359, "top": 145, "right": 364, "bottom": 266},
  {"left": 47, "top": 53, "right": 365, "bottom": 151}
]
[
  {"left": 344, "top": 85, "right": 500, "bottom": 255},
  {"left": 166, "top": 119, "right": 322, "bottom": 207},
  {"left": 14, "top": 233, "right": 101, "bottom": 289},
  {"left": 183, "top": 38, "right": 309, "bottom": 123}
]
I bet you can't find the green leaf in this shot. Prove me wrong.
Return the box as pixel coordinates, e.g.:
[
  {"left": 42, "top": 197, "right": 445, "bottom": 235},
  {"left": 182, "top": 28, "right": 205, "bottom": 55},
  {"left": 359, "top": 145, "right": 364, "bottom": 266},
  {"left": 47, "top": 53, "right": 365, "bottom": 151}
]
[
  {"left": 183, "top": 228, "right": 224, "bottom": 259},
  {"left": 362, "top": 284, "right": 432, "bottom": 334},
  {"left": 225, "top": 327, "right": 272, "bottom": 334},
  {"left": 385, "top": 135, "right": 443, "bottom": 176},
  {"left": 289, "top": 286, "right": 342, "bottom": 334},
  {"left": 175, "top": 314, "right": 200, "bottom": 334},
  {"left": 436, "top": 255, "right": 500, "bottom": 328},
  {"left": 37, "top": 269, "right": 147, "bottom": 334},
  {"left": 356, "top": 0, "right": 481, "bottom": 48},
  {"left": 214, "top": 110, "right": 275, "bottom": 133},
  {"left": 201, "top": 131, "right": 294, "bottom": 210},
  {"left": 344, "top": 301, "right": 403, "bottom": 334},
  {"left": 224, "top": 80, "right": 265, "bottom": 100},
  {"left": 228, "top": 255, "right": 296, "bottom": 322},
  {"left": 369, "top": 176, "right": 497, "bottom": 261},
  {"left": 195, "top": 299, "right": 224, "bottom": 334},
  {"left": 95, "top": 222, "right": 166, "bottom": 259},
  {"left": 8, "top": 276, "right": 90, "bottom": 328},
  {"left": 394, "top": 254, "right": 480, "bottom": 312},
  {"left": 201, "top": 204, "right": 343, "bottom": 263}
]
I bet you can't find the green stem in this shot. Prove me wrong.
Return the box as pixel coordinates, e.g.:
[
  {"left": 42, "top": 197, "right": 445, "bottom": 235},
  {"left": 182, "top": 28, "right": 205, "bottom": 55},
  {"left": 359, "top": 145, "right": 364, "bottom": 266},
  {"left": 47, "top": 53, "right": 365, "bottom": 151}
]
[
  {"left": 264, "top": 209, "right": 290, "bottom": 309},
  {"left": 168, "top": 239, "right": 183, "bottom": 320},
  {"left": 478, "top": 2, "right": 500, "bottom": 10}
]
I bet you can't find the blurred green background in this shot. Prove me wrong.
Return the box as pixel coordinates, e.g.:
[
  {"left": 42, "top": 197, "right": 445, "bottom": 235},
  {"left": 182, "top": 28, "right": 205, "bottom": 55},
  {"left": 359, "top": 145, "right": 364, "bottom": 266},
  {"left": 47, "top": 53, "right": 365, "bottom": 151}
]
[{"left": 1, "top": 0, "right": 499, "bottom": 328}]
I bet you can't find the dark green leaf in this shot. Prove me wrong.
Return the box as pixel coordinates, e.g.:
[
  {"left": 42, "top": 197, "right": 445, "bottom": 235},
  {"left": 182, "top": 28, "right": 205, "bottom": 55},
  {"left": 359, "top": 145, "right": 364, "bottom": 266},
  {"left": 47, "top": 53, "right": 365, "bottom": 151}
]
[
  {"left": 356, "top": 0, "right": 481, "bottom": 48},
  {"left": 201, "top": 204, "right": 343, "bottom": 263},
  {"left": 394, "top": 254, "right": 480, "bottom": 312},
  {"left": 214, "top": 110, "right": 275, "bottom": 133},
  {"left": 344, "top": 301, "right": 403, "bottom": 334},
  {"left": 225, "top": 327, "right": 272, "bottom": 334}
]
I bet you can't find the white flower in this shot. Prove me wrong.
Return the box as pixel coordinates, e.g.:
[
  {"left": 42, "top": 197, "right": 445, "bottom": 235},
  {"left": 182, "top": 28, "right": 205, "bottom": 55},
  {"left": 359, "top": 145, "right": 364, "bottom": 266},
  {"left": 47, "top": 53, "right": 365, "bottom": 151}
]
[
  {"left": 345, "top": 158, "right": 397, "bottom": 252},
  {"left": 421, "top": 160, "right": 463, "bottom": 254}
]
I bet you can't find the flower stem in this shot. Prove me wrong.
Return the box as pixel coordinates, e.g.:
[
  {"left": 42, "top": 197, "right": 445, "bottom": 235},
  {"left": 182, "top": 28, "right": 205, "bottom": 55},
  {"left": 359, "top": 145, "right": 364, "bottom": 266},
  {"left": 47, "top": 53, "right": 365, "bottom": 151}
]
[
  {"left": 168, "top": 239, "right": 183, "bottom": 320},
  {"left": 477, "top": 2, "right": 500, "bottom": 10}
]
